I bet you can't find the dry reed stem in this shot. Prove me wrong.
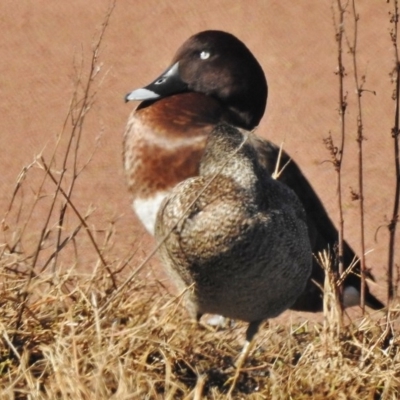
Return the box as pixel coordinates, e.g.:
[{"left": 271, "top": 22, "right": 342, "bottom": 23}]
[
  {"left": 346, "top": 0, "right": 369, "bottom": 313},
  {"left": 388, "top": 0, "right": 400, "bottom": 308},
  {"left": 330, "top": 0, "right": 349, "bottom": 315}
]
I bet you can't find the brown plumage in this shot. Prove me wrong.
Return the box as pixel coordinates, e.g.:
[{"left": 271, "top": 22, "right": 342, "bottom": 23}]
[{"left": 123, "top": 93, "right": 218, "bottom": 199}]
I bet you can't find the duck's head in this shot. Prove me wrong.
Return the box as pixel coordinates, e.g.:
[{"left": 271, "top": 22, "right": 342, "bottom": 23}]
[{"left": 125, "top": 30, "right": 268, "bottom": 130}]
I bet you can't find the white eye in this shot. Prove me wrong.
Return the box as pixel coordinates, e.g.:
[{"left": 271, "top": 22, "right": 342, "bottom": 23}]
[
  {"left": 200, "top": 51, "right": 210, "bottom": 60},
  {"left": 155, "top": 77, "right": 167, "bottom": 85}
]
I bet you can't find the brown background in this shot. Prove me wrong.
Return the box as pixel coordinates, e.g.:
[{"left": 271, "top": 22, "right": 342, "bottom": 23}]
[{"left": 1, "top": 1, "right": 398, "bottom": 319}]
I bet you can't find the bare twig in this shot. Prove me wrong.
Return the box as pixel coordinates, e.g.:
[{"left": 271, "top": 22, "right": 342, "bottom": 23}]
[
  {"left": 388, "top": 0, "right": 400, "bottom": 305},
  {"left": 347, "top": 0, "right": 368, "bottom": 313},
  {"left": 41, "top": 158, "right": 116, "bottom": 288},
  {"left": 325, "top": 0, "right": 349, "bottom": 319},
  {"left": 10, "top": 2, "right": 116, "bottom": 346}
]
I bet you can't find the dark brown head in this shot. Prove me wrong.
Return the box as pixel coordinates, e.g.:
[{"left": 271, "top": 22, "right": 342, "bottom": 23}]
[{"left": 125, "top": 30, "right": 268, "bottom": 130}]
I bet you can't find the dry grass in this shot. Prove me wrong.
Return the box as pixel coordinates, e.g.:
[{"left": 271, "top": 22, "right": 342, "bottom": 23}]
[
  {"left": 1, "top": 245, "right": 399, "bottom": 399},
  {"left": 1, "top": 4, "right": 400, "bottom": 400}
]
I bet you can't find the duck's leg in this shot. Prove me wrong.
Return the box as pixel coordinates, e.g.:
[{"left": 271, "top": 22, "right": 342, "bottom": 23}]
[
  {"left": 227, "top": 319, "right": 262, "bottom": 396},
  {"left": 196, "top": 312, "right": 203, "bottom": 322}
]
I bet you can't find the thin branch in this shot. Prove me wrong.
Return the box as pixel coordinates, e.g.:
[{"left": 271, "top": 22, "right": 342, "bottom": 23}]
[
  {"left": 41, "top": 158, "right": 116, "bottom": 289},
  {"left": 348, "top": 0, "right": 367, "bottom": 313},
  {"left": 328, "top": 0, "right": 349, "bottom": 318},
  {"left": 388, "top": 0, "right": 400, "bottom": 305},
  {"left": 10, "top": 2, "right": 116, "bottom": 347}
]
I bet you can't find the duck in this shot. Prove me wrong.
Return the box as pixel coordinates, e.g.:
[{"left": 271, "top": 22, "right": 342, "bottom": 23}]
[
  {"left": 123, "top": 30, "right": 384, "bottom": 312},
  {"left": 155, "top": 123, "right": 312, "bottom": 380}
]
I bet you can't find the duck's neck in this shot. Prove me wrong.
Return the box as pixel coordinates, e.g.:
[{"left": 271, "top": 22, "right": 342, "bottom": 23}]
[{"left": 200, "top": 124, "right": 260, "bottom": 192}]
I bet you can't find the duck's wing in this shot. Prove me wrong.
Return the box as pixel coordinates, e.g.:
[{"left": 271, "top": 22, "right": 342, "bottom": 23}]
[{"left": 250, "top": 136, "right": 384, "bottom": 310}]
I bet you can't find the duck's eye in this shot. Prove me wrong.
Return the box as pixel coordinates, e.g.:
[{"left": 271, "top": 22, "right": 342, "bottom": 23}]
[
  {"left": 200, "top": 51, "right": 210, "bottom": 60},
  {"left": 155, "top": 77, "right": 167, "bottom": 85}
]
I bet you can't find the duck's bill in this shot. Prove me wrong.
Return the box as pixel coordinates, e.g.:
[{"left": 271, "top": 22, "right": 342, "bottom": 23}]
[
  {"left": 125, "top": 62, "right": 188, "bottom": 102},
  {"left": 125, "top": 88, "right": 159, "bottom": 101}
]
